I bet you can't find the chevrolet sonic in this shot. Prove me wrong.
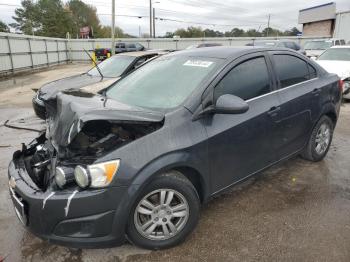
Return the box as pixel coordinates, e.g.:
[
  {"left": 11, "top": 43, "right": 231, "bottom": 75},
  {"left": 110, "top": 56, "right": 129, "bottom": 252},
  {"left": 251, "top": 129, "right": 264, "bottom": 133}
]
[{"left": 8, "top": 47, "right": 341, "bottom": 249}]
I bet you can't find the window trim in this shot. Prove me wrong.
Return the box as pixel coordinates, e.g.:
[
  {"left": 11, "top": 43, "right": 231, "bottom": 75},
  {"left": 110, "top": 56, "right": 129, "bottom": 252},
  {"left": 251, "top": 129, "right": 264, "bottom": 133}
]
[
  {"left": 212, "top": 54, "right": 274, "bottom": 102},
  {"left": 246, "top": 77, "right": 319, "bottom": 103},
  {"left": 269, "top": 51, "right": 318, "bottom": 90}
]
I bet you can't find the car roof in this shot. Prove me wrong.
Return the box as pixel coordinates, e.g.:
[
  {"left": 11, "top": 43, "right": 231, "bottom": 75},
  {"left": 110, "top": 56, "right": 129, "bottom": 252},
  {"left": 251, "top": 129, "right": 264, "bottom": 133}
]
[
  {"left": 255, "top": 40, "right": 293, "bottom": 43},
  {"left": 117, "top": 51, "right": 165, "bottom": 57},
  {"left": 166, "top": 46, "right": 293, "bottom": 59},
  {"left": 330, "top": 45, "right": 350, "bottom": 49}
]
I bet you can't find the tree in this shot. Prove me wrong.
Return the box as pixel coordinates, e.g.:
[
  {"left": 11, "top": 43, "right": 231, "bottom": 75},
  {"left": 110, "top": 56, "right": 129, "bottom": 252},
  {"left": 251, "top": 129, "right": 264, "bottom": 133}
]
[
  {"left": 230, "top": 28, "right": 245, "bottom": 37},
  {"left": 36, "top": 0, "right": 74, "bottom": 37},
  {"left": 283, "top": 27, "right": 301, "bottom": 36},
  {"left": 67, "top": 0, "right": 101, "bottom": 37},
  {"left": 245, "top": 29, "right": 261, "bottom": 37},
  {"left": 0, "top": 20, "right": 9, "bottom": 32},
  {"left": 10, "top": 0, "right": 40, "bottom": 35}
]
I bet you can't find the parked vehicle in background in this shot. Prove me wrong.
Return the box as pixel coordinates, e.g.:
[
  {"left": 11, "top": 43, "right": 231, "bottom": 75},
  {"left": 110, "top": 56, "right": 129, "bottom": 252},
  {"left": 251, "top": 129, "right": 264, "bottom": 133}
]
[
  {"left": 12, "top": 46, "right": 341, "bottom": 250},
  {"left": 304, "top": 39, "right": 346, "bottom": 58},
  {"left": 116, "top": 42, "right": 145, "bottom": 53},
  {"left": 186, "top": 43, "right": 223, "bottom": 49},
  {"left": 95, "top": 43, "right": 146, "bottom": 61},
  {"left": 32, "top": 51, "right": 164, "bottom": 119},
  {"left": 316, "top": 46, "right": 350, "bottom": 100},
  {"left": 94, "top": 48, "right": 112, "bottom": 61},
  {"left": 251, "top": 40, "right": 306, "bottom": 55}
]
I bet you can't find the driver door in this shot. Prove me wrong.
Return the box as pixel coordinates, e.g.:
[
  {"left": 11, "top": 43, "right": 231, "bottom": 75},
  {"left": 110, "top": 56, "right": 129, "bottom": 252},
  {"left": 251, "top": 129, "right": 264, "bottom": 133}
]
[{"left": 202, "top": 53, "right": 281, "bottom": 193}]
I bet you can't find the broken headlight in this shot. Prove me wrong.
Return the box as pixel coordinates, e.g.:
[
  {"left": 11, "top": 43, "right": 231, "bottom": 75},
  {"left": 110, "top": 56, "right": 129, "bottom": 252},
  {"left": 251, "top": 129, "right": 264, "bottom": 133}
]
[
  {"left": 74, "top": 160, "right": 120, "bottom": 188},
  {"left": 55, "top": 167, "right": 75, "bottom": 188}
]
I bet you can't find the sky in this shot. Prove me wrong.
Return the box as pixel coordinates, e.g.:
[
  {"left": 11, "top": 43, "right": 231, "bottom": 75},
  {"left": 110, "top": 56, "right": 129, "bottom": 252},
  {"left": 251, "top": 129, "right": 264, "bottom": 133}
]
[{"left": 0, "top": 0, "right": 349, "bottom": 36}]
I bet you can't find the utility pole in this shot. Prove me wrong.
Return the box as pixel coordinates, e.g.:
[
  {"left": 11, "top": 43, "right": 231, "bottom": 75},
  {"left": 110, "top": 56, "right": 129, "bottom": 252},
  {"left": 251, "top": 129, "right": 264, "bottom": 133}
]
[
  {"left": 149, "top": 0, "right": 153, "bottom": 37},
  {"left": 153, "top": 8, "right": 156, "bottom": 38},
  {"left": 267, "top": 14, "right": 271, "bottom": 37},
  {"left": 111, "top": 0, "right": 115, "bottom": 56}
]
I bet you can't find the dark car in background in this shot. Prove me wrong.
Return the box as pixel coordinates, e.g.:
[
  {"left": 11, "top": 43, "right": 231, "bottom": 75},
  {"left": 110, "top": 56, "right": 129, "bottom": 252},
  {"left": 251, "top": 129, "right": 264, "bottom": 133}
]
[
  {"left": 32, "top": 51, "right": 163, "bottom": 119},
  {"left": 95, "top": 42, "right": 146, "bottom": 61},
  {"left": 251, "top": 40, "right": 306, "bottom": 55},
  {"left": 10, "top": 47, "right": 341, "bottom": 250}
]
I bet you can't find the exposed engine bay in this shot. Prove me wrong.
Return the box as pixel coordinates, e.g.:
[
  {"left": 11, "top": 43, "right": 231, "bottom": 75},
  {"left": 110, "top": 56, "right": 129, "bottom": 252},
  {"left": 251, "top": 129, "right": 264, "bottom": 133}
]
[
  {"left": 66, "top": 120, "right": 163, "bottom": 158},
  {"left": 21, "top": 120, "right": 162, "bottom": 191}
]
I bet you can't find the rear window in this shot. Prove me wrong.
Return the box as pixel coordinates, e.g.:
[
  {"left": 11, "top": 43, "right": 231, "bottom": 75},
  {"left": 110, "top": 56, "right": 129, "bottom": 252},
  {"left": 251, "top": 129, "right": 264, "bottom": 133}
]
[
  {"left": 273, "top": 55, "right": 310, "bottom": 88},
  {"left": 304, "top": 41, "right": 332, "bottom": 50},
  {"left": 318, "top": 48, "right": 350, "bottom": 61}
]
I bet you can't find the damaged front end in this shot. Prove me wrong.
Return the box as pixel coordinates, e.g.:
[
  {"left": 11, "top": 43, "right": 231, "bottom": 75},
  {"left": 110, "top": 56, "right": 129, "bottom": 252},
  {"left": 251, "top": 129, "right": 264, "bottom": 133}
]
[
  {"left": 25, "top": 92, "right": 164, "bottom": 191},
  {"left": 7, "top": 92, "right": 164, "bottom": 247}
]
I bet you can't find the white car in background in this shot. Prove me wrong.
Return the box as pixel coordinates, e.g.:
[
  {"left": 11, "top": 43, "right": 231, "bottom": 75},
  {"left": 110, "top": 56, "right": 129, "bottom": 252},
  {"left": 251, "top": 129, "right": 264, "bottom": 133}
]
[
  {"left": 304, "top": 39, "right": 346, "bottom": 58},
  {"left": 316, "top": 46, "right": 350, "bottom": 100}
]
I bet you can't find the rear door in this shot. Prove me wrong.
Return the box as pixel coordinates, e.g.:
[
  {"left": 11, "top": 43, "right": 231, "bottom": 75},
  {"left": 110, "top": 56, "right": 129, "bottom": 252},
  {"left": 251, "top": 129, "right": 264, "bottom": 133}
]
[
  {"left": 269, "top": 51, "right": 319, "bottom": 158},
  {"left": 204, "top": 52, "right": 281, "bottom": 193}
]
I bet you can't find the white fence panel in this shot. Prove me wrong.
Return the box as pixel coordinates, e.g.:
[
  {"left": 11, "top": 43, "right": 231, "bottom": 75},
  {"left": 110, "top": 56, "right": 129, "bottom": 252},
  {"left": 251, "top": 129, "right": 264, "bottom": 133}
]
[
  {"left": 32, "top": 53, "right": 48, "bottom": 66},
  {"left": 0, "top": 32, "right": 330, "bottom": 76},
  {"left": 12, "top": 54, "right": 31, "bottom": 69}
]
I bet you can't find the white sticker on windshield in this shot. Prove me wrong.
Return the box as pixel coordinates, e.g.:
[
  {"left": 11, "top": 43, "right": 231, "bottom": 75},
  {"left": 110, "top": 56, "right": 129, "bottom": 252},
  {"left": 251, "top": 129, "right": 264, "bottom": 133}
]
[{"left": 183, "top": 60, "right": 213, "bottom": 68}]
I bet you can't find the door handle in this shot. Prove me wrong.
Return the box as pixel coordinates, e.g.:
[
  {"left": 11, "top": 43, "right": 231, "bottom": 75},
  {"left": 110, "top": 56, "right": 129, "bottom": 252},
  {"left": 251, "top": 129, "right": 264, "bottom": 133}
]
[
  {"left": 312, "top": 88, "right": 321, "bottom": 96},
  {"left": 267, "top": 106, "right": 281, "bottom": 117}
]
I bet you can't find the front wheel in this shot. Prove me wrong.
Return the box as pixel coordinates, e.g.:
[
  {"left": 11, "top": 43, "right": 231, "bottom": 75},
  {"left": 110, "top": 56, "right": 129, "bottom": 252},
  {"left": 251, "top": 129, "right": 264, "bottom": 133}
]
[
  {"left": 301, "top": 115, "right": 334, "bottom": 162},
  {"left": 126, "top": 172, "right": 200, "bottom": 250}
]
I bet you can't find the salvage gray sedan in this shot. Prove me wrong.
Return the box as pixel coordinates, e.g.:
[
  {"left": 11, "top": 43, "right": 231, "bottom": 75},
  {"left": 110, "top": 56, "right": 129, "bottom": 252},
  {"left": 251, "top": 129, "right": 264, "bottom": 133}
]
[{"left": 8, "top": 47, "right": 341, "bottom": 250}]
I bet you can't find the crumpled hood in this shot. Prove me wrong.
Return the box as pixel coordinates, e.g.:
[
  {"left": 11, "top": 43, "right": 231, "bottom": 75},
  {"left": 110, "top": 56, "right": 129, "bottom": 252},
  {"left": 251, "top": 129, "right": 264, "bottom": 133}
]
[
  {"left": 316, "top": 60, "right": 350, "bottom": 80},
  {"left": 46, "top": 92, "right": 164, "bottom": 149},
  {"left": 39, "top": 73, "right": 118, "bottom": 101}
]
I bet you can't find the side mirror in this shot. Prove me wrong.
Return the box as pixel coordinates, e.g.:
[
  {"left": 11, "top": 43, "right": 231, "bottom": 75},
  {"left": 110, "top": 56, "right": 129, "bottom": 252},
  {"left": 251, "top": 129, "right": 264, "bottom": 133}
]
[
  {"left": 215, "top": 94, "right": 249, "bottom": 114},
  {"left": 193, "top": 94, "right": 249, "bottom": 120}
]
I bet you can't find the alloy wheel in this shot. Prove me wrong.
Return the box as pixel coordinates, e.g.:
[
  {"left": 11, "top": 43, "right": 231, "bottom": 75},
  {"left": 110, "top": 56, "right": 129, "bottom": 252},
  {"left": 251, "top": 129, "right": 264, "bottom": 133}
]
[
  {"left": 315, "top": 123, "right": 331, "bottom": 155},
  {"left": 134, "top": 189, "right": 189, "bottom": 240}
]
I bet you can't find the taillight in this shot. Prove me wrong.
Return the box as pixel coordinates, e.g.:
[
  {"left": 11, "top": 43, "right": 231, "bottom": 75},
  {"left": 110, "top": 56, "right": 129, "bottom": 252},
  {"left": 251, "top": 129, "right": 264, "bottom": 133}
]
[
  {"left": 103, "top": 49, "right": 108, "bottom": 55},
  {"left": 339, "top": 79, "right": 344, "bottom": 93}
]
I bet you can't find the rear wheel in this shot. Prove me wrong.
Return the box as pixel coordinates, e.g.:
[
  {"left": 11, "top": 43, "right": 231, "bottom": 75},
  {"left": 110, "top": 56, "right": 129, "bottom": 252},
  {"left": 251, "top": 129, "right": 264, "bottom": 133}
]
[
  {"left": 126, "top": 172, "right": 200, "bottom": 250},
  {"left": 301, "top": 116, "right": 334, "bottom": 162}
]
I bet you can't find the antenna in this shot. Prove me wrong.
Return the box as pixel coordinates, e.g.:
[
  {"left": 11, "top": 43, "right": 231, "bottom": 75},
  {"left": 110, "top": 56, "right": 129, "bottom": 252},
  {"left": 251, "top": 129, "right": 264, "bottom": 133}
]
[{"left": 83, "top": 49, "right": 104, "bottom": 79}]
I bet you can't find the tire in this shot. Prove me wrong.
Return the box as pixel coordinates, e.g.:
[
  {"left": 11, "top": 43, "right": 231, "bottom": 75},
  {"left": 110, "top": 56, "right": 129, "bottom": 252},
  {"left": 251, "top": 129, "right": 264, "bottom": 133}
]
[
  {"left": 126, "top": 171, "right": 200, "bottom": 250},
  {"left": 301, "top": 115, "right": 334, "bottom": 162}
]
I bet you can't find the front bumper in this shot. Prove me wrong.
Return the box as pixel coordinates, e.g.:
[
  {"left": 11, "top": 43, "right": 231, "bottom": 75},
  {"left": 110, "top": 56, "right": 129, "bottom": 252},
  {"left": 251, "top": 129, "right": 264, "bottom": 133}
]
[{"left": 8, "top": 153, "right": 129, "bottom": 248}]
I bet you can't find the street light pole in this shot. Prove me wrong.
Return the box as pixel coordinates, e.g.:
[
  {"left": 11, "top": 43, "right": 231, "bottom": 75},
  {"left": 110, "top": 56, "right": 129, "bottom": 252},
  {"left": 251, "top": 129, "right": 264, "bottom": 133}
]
[
  {"left": 149, "top": 0, "right": 153, "bottom": 37},
  {"left": 267, "top": 14, "right": 271, "bottom": 37},
  {"left": 153, "top": 8, "right": 156, "bottom": 38},
  {"left": 111, "top": 0, "right": 115, "bottom": 56}
]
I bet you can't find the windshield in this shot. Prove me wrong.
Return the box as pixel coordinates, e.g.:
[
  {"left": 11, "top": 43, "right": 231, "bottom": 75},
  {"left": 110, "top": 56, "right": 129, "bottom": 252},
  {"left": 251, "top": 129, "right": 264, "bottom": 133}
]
[
  {"left": 304, "top": 41, "right": 332, "bottom": 50},
  {"left": 106, "top": 55, "right": 221, "bottom": 110},
  {"left": 318, "top": 48, "right": 350, "bottom": 61},
  {"left": 87, "top": 55, "right": 136, "bottom": 77}
]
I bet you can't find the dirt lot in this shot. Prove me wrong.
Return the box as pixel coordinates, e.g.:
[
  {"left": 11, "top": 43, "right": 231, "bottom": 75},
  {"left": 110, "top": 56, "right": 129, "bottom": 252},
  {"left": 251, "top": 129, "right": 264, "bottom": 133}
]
[{"left": 0, "top": 64, "right": 350, "bottom": 262}]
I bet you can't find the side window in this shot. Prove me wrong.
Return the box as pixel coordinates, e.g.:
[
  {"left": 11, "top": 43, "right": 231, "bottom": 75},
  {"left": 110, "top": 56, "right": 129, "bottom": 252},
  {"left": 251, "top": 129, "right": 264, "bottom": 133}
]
[
  {"left": 214, "top": 57, "right": 271, "bottom": 101},
  {"left": 308, "top": 64, "right": 317, "bottom": 79},
  {"left": 133, "top": 57, "right": 147, "bottom": 69},
  {"left": 335, "top": 40, "right": 340, "bottom": 46},
  {"left": 273, "top": 55, "right": 310, "bottom": 88},
  {"left": 127, "top": 44, "right": 136, "bottom": 49},
  {"left": 340, "top": 40, "right": 346, "bottom": 45}
]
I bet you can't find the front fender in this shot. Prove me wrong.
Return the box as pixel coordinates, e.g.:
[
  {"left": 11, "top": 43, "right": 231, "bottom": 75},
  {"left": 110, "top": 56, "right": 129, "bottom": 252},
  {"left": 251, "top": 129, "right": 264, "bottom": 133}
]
[{"left": 110, "top": 150, "right": 210, "bottom": 239}]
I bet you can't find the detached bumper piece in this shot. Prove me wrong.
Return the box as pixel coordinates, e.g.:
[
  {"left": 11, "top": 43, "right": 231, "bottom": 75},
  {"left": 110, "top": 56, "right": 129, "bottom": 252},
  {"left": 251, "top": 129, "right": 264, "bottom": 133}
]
[{"left": 7, "top": 149, "right": 128, "bottom": 248}]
